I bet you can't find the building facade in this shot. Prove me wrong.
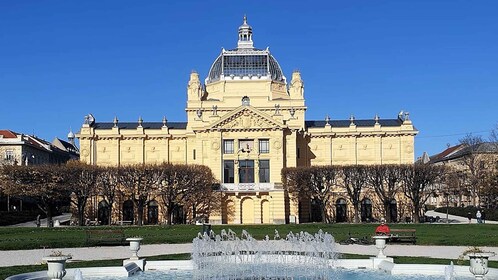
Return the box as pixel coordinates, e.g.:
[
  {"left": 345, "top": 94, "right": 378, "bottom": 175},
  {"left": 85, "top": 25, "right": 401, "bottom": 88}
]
[
  {"left": 0, "top": 129, "right": 79, "bottom": 212},
  {"left": 426, "top": 143, "right": 498, "bottom": 208},
  {"left": 77, "top": 17, "right": 418, "bottom": 224}
]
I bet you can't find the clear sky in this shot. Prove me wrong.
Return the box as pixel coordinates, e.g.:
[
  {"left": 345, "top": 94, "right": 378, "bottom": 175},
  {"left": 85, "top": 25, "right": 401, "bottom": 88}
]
[{"left": 1, "top": 1, "right": 497, "bottom": 158}]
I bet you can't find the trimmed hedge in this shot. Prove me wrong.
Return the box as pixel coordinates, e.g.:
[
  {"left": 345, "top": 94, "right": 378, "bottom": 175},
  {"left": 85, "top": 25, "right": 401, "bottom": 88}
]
[{"left": 435, "top": 206, "right": 497, "bottom": 221}]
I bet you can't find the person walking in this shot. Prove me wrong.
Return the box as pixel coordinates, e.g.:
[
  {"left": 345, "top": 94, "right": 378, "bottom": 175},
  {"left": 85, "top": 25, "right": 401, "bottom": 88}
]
[
  {"left": 467, "top": 212, "right": 472, "bottom": 224},
  {"left": 476, "top": 210, "right": 482, "bottom": 224}
]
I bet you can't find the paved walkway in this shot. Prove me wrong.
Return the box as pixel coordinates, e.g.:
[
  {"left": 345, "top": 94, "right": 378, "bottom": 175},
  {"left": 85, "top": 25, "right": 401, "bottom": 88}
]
[
  {"left": 425, "top": 210, "right": 498, "bottom": 224},
  {"left": 1, "top": 242, "right": 497, "bottom": 267}
]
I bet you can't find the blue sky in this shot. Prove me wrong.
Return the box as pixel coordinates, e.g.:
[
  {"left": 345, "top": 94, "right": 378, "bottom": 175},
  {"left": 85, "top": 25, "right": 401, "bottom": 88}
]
[{"left": 1, "top": 1, "right": 497, "bottom": 158}]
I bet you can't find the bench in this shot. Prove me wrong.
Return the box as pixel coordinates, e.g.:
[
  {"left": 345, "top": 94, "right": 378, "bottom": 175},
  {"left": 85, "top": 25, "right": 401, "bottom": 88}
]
[
  {"left": 115, "top": 220, "right": 133, "bottom": 226},
  {"left": 389, "top": 229, "right": 416, "bottom": 244},
  {"left": 85, "top": 229, "right": 126, "bottom": 246}
]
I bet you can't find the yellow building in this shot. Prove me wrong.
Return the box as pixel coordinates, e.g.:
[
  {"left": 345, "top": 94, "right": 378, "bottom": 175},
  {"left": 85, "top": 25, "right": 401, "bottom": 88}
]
[{"left": 77, "top": 17, "right": 418, "bottom": 224}]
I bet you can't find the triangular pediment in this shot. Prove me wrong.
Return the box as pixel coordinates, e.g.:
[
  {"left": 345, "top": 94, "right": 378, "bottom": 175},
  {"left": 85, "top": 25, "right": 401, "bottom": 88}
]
[{"left": 205, "top": 106, "right": 284, "bottom": 131}]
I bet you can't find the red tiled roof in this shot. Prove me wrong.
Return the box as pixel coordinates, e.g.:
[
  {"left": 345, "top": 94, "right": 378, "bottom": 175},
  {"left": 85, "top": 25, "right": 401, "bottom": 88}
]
[{"left": 0, "top": 130, "right": 18, "bottom": 138}]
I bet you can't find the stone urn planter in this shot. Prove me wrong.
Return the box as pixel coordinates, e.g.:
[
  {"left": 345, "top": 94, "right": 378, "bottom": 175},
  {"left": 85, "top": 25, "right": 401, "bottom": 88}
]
[
  {"left": 42, "top": 255, "right": 72, "bottom": 280},
  {"left": 126, "top": 237, "right": 143, "bottom": 260},
  {"left": 467, "top": 252, "right": 495, "bottom": 280},
  {"left": 372, "top": 235, "right": 389, "bottom": 258}
]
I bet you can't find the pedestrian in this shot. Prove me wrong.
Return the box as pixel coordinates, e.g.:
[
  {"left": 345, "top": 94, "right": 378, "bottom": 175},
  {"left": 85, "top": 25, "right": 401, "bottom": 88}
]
[
  {"left": 467, "top": 212, "right": 472, "bottom": 224},
  {"left": 482, "top": 210, "right": 486, "bottom": 224},
  {"left": 476, "top": 210, "right": 482, "bottom": 224},
  {"left": 36, "top": 214, "right": 41, "bottom": 228}
]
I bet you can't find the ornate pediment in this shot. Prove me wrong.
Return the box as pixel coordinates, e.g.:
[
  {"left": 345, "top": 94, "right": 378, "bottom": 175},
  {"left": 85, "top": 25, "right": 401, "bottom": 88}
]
[{"left": 205, "top": 106, "right": 284, "bottom": 131}]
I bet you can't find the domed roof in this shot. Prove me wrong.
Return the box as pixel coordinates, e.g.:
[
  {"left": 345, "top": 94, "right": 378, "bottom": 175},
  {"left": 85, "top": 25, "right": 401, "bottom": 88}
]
[
  {"left": 67, "top": 130, "right": 75, "bottom": 139},
  {"left": 206, "top": 16, "right": 286, "bottom": 85}
]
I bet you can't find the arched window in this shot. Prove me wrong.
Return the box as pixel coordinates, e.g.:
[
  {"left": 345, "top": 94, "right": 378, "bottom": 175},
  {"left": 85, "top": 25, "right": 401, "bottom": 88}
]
[
  {"left": 122, "top": 200, "right": 134, "bottom": 223},
  {"left": 147, "top": 200, "right": 158, "bottom": 225},
  {"left": 389, "top": 199, "right": 398, "bottom": 223},
  {"left": 335, "top": 198, "right": 347, "bottom": 223},
  {"left": 98, "top": 200, "right": 110, "bottom": 225},
  {"left": 361, "top": 198, "right": 373, "bottom": 222}
]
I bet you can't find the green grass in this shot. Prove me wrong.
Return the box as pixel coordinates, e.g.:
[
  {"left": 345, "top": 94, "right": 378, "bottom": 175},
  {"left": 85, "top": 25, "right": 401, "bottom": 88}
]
[
  {"left": 1, "top": 223, "right": 498, "bottom": 250},
  {"left": 2, "top": 252, "right": 497, "bottom": 280}
]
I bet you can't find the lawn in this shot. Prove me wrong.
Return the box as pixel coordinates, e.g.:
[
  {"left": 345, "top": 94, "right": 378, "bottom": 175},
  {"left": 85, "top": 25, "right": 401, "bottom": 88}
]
[{"left": 0, "top": 223, "right": 497, "bottom": 250}]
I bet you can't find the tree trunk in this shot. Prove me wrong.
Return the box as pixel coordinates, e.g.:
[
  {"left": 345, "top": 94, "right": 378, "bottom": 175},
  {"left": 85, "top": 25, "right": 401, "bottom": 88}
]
[
  {"left": 166, "top": 205, "right": 173, "bottom": 225},
  {"left": 137, "top": 202, "right": 144, "bottom": 226},
  {"left": 353, "top": 203, "right": 360, "bottom": 223},
  {"left": 383, "top": 202, "right": 390, "bottom": 223},
  {"left": 413, "top": 204, "right": 421, "bottom": 223},
  {"left": 46, "top": 205, "right": 53, "bottom": 228},
  {"left": 77, "top": 197, "right": 87, "bottom": 226},
  {"left": 320, "top": 203, "right": 327, "bottom": 223},
  {"left": 108, "top": 204, "right": 113, "bottom": 225}
]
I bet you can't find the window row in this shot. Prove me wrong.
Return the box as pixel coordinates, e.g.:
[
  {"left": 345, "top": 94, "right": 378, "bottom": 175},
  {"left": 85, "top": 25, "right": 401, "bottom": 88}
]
[
  {"left": 223, "top": 160, "right": 270, "bottom": 183},
  {"left": 223, "top": 139, "right": 269, "bottom": 154}
]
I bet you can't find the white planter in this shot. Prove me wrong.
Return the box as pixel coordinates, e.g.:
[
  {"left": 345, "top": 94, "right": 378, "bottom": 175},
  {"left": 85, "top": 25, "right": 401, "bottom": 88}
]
[
  {"left": 126, "top": 237, "right": 143, "bottom": 260},
  {"left": 372, "top": 235, "right": 389, "bottom": 258},
  {"left": 467, "top": 252, "right": 495, "bottom": 280},
  {"left": 42, "top": 256, "right": 71, "bottom": 280}
]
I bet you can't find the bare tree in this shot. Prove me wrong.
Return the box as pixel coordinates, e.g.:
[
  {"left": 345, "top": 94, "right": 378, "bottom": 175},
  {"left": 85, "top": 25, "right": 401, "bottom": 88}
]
[
  {"left": 341, "top": 165, "right": 369, "bottom": 223},
  {"left": 366, "top": 164, "right": 402, "bottom": 222},
  {"left": 282, "top": 166, "right": 339, "bottom": 223},
  {"left": 118, "top": 164, "right": 161, "bottom": 226},
  {"left": 96, "top": 166, "right": 120, "bottom": 225},
  {"left": 1, "top": 165, "right": 70, "bottom": 227},
  {"left": 180, "top": 164, "right": 215, "bottom": 223},
  {"left": 459, "top": 134, "right": 488, "bottom": 206},
  {"left": 400, "top": 164, "right": 446, "bottom": 223},
  {"left": 65, "top": 161, "right": 99, "bottom": 226}
]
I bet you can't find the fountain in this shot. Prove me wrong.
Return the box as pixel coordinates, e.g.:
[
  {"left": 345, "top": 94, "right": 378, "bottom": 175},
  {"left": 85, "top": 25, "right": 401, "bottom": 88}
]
[
  {"left": 191, "top": 229, "right": 337, "bottom": 279},
  {"left": 6, "top": 229, "right": 498, "bottom": 280}
]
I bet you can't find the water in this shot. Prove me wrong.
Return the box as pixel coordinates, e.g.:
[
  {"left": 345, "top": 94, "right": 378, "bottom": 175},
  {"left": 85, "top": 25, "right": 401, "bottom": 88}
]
[
  {"left": 445, "top": 261, "right": 456, "bottom": 280},
  {"left": 86, "top": 269, "right": 466, "bottom": 280},
  {"left": 73, "top": 230, "right": 473, "bottom": 280},
  {"left": 191, "top": 229, "right": 337, "bottom": 279}
]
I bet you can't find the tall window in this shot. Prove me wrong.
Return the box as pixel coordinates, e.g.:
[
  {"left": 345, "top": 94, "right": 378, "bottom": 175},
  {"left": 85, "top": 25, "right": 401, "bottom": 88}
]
[
  {"left": 239, "top": 160, "right": 254, "bottom": 183},
  {"left": 259, "top": 160, "right": 270, "bottom": 183},
  {"left": 223, "top": 140, "right": 234, "bottom": 154},
  {"left": 259, "top": 139, "right": 269, "bottom": 153},
  {"left": 223, "top": 160, "right": 234, "bottom": 183}
]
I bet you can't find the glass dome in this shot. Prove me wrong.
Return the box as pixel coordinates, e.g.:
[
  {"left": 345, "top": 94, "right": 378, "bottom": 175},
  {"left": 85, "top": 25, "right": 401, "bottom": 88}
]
[{"left": 206, "top": 16, "right": 286, "bottom": 84}]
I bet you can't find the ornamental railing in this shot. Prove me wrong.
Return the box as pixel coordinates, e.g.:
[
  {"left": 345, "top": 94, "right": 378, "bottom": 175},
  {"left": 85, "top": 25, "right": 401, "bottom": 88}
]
[{"left": 220, "top": 183, "right": 275, "bottom": 191}]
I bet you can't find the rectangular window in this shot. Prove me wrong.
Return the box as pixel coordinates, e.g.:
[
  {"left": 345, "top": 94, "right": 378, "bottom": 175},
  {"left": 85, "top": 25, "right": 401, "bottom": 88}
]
[
  {"left": 223, "top": 140, "right": 234, "bottom": 154},
  {"left": 193, "top": 149, "right": 196, "bottom": 160},
  {"left": 259, "top": 139, "right": 269, "bottom": 153},
  {"left": 239, "top": 160, "right": 254, "bottom": 183},
  {"left": 223, "top": 160, "right": 234, "bottom": 183},
  {"left": 239, "top": 139, "right": 254, "bottom": 152},
  {"left": 259, "top": 160, "right": 270, "bottom": 183}
]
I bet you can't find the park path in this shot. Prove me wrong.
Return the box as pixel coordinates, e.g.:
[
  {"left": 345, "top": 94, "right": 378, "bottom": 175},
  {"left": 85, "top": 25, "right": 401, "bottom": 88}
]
[
  {"left": 426, "top": 210, "right": 498, "bottom": 224},
  {"left": 0, "top": 242, "right": 497, "bottom": 267}
]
